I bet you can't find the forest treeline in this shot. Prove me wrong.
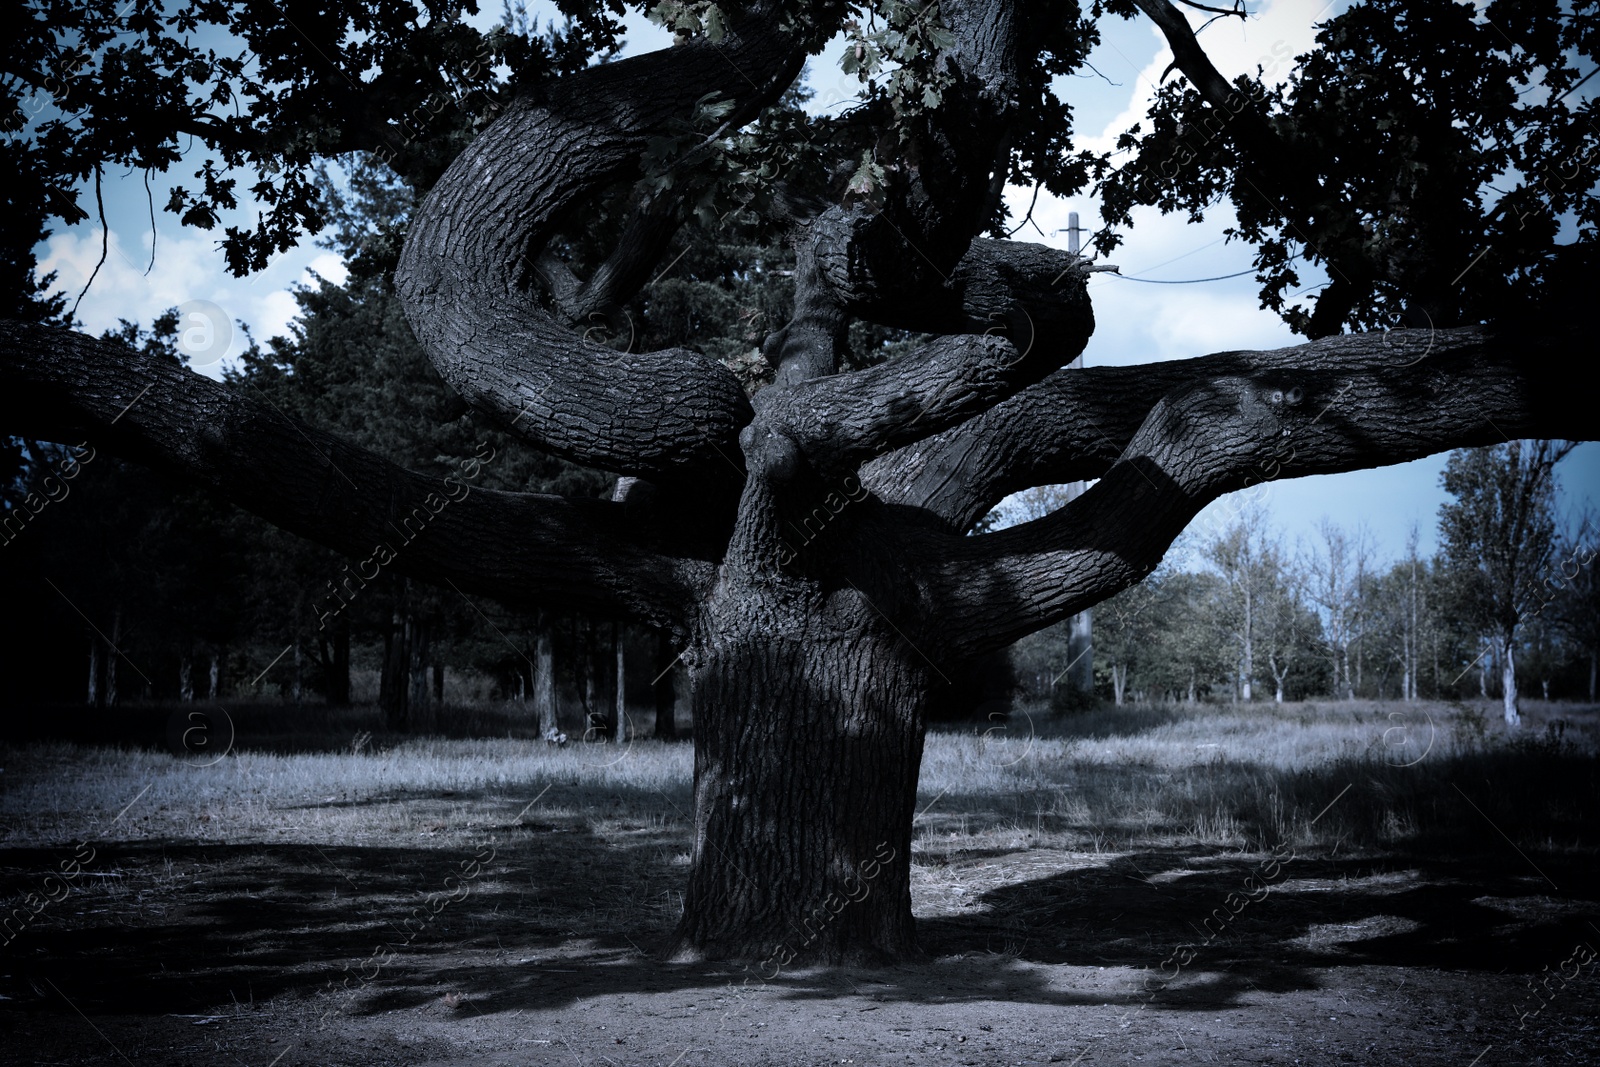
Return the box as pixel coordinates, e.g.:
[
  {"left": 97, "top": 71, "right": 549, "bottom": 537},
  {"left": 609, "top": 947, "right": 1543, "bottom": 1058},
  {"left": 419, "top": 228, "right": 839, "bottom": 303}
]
[{"left": 1012, "top": 469, "right": 1598, "bottom": 712}]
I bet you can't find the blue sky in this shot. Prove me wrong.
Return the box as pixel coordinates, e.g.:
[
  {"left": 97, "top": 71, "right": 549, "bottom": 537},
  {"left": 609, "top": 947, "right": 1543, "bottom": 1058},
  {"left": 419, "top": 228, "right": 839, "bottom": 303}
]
[{"left": 32, "top": 0, "right": 1598, "bottom": 563}]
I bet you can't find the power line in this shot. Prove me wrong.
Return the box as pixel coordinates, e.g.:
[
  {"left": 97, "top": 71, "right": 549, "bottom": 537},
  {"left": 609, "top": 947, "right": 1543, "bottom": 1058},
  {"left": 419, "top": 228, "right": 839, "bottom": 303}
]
[{"left": 1107, "top": 267, "right": 1257, "bottom": 284}]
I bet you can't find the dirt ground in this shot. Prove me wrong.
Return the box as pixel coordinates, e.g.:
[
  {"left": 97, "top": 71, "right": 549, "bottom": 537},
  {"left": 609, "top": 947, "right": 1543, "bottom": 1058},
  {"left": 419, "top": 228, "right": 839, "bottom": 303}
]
[
  {"left": 5, "top": 835, "right": 1597, "bottom": 1065},
  {"left": 2, "top": 704, "right": 1598, "bottom": 1066}
]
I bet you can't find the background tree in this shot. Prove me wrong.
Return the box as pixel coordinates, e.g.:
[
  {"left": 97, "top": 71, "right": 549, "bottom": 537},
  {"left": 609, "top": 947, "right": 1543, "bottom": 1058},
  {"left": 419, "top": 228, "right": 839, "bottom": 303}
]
[
  {"left": 1255, "top": 537, "right": 1318, "bottom": 704},
  {"left": 3, "top": 0, "right": 1595, "bottom": 964},
  {"left": 1374, "top": 529, "right": 1429, "bottom": 702},
  {"left": 1204, "top": 505, "right": 1280, "bottom": 701},
  {"left": 1551, "top": 517, "right": 1600, "bottom": 702},
  {"left": 1438, "top": 440, "right": 1576, "bottom": 725},
  {"left": 1090, "top": 557, "right": 1165, "bottom": 705},
  {"left": 1146, "top": 569, "right": 1230, "bottom": 704},
  {"left": 1306, "top": 520, "right": 1376, "bottom": 700},
  {"left": 998, "top": 483, "right": 1095, "bottom": 705}
]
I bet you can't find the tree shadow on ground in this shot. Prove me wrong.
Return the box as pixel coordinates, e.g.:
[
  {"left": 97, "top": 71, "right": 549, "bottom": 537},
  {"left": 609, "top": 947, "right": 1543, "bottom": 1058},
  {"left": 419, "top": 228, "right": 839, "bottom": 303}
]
[{"left": 915, "top": 846, "right": 1599, "bottom": 1005}]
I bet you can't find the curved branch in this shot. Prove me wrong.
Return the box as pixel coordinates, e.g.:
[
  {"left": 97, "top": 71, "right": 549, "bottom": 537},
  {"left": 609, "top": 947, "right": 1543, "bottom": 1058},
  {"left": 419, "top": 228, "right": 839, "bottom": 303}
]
[
  {"left": 898, "top": 324, "right": 1592, "bottom": 657},
  {"left": 394, "top": 14, "right": 812, "bottom": 483},
  {"left": 753, "top": 333, "right": 1041, "bottom": 475},
  {"left": 1133, "top": 0, "right": 1251, "bottom": 106},
  {"left": 809, "top": 217, "right": 1098, "bottom": 347},
  {"left": 863, "top": 348, "right": 1254, "bottom": 530},
  {"left": 867, "top": 326, "right": 1587, "bottom": 532},
  {"left": 0, "top": 321, "right": 709, "bottom": 633},
  {"left": 759, "top": 0, "right": 1036, "bottom": 366}
]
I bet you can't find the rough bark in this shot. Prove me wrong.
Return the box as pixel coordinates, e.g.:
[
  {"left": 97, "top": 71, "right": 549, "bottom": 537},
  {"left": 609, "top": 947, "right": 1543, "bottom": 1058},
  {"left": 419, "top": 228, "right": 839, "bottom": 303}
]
[
  {"left": 864, "top": 327, "right": 1588, "bottom": 533},
  {"left": 673, "top": 584, "right": 926, "bottom": 964},
  {"left": 392, "top": 12, "right": 806, "bottom": 483}
]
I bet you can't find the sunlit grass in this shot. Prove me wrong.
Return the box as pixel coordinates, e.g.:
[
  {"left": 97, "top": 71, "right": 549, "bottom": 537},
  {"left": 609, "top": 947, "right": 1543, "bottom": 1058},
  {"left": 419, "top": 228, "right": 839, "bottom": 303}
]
[
  {"left": 911, "top": 697, "right": 1598, "bottom": 857},
  {"left": 2, "top": 697, "right": 1593, "bottom": 868}
]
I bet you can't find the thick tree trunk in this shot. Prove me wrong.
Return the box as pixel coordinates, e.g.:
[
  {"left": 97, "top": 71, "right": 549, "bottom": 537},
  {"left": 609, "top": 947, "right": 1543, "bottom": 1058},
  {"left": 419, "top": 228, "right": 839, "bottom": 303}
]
[
  {"left": 1502, "top": 629, "right": 1520, "bottom": 726},
  {"left": 179, "top": 654, "right": 194, "bottom": 702},
  {"left": 4, "top": 0, "right": 1592, "bottom": 975},
  {"left": 672, "top": 601, "right": 928, "bottom": 965}
]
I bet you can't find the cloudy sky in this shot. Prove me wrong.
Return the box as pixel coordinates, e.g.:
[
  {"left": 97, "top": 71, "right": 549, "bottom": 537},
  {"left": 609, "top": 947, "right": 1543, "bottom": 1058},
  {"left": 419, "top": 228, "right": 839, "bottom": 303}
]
[{"left": 35, "top": 0, "right": 1598, "bottom": 565}]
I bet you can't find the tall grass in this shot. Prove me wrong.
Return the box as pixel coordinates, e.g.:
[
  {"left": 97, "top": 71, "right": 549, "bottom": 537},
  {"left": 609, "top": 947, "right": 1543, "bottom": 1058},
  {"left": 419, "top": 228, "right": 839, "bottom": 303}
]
[
  {"left": 0, "top": 733, "right": 694, "bottom": 847},
  {"left": 912, "top": 698, "right": 1598, "bottom": 857}
]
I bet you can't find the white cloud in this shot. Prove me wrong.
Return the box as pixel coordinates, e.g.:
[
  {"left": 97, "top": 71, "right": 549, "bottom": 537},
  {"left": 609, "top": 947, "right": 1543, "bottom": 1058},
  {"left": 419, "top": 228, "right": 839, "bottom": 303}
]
[
  {"left": 1082, "top": 0, "right": 1336, "bottom": 158},
  {"left": 39, "top": 225, "right": 344, "bottom": 380},
  {"left": 306, "top": 252, "right": 349, "bottom": 287}
]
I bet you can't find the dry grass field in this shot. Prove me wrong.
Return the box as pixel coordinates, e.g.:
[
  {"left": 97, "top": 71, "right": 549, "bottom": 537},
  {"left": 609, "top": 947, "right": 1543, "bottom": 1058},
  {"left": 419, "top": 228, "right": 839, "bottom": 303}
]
[{"left": 1, "top": 697, "right": 1596, "bottom": 1066}]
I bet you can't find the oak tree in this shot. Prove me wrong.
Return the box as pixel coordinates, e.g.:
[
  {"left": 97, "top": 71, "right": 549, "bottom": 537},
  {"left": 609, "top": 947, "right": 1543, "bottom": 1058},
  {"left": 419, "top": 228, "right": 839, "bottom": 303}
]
[{"left": 2, "top": 0, "right": 1595, "bottom": 963}]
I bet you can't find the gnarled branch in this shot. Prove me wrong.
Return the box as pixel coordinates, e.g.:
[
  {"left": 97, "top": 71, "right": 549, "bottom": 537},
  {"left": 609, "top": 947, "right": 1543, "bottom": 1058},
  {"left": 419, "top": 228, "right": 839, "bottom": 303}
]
[
  {"left": 895, "top": 325, "right": 1591, "bottom": 656},
  {"left": 0, "top": 320, "right": 710, "bottom": 632},
  {"left": 395, "top": 13, "right": 811, "bottom": 483}
]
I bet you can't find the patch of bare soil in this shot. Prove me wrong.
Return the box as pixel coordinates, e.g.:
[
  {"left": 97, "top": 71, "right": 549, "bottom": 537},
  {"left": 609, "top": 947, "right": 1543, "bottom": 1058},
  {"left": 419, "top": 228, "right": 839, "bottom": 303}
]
[{"left": 4, "top": 825, "right": 1597, "bottom": 1066}]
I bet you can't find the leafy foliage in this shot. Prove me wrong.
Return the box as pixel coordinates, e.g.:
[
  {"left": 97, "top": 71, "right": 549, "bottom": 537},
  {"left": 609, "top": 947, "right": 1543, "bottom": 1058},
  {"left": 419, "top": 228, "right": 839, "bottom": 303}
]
[
  {"left": 1092, "top": 0, "right": 1600, "bottom": 335},
  {"left": 1, "top": 0, "right": 623, "bottom": 280},
  {"left": 1439, "top": 440, "right": 1574, "bottom": 638}
]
